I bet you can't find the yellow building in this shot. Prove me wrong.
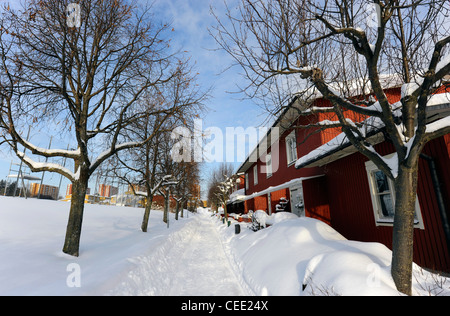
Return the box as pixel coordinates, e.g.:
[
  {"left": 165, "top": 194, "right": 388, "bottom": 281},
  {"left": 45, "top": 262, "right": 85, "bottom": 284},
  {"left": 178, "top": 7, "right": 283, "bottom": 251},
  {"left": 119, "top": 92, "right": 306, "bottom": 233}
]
[{"left": 30, "top": 183, "right": 59, "bottom": 200}]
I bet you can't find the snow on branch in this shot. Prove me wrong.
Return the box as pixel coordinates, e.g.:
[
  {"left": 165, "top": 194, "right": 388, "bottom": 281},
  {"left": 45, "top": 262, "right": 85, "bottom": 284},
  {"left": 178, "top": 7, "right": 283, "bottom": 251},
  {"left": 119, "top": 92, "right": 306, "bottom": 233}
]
[
  {"left": 129, "top": 175, "right": 178, "bottom": 198},
  {"left": 17, "top": 151, "right": 79, "bottom": 182},
  {"left": 297, "top": 67, "right": 384, "bottom": 117},
  {"left": 90, "top": 141, "right": 141, "bottom": 173},
  {"left": 21, "top": 139, "right": 81, "bottom": 159}
]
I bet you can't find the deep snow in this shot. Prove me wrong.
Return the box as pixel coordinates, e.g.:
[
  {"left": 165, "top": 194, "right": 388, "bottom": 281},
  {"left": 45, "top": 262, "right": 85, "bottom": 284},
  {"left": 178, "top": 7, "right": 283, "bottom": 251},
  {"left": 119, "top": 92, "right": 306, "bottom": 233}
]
[
  {"left": 219, "top": 211, "right": 450, "bottom": 296},
  {"left": 0, "top": 197, "right": 448, "bottom": 296}
]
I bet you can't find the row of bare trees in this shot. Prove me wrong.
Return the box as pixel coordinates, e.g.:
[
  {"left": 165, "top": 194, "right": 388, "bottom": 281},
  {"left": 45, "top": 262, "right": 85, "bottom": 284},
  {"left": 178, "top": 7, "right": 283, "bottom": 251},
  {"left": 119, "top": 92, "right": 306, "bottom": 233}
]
[
  {"left": 207, "top": 162, "right": 235, "bottom": 213},
  {"left": 109, "top": 115, "right": 202, "bottom": 232},
  {"left": 0, "top": 1, "right": 206, "bottom": 257},
  {"left": 212, "top": 0, "right": 450, "bottom": 295}
]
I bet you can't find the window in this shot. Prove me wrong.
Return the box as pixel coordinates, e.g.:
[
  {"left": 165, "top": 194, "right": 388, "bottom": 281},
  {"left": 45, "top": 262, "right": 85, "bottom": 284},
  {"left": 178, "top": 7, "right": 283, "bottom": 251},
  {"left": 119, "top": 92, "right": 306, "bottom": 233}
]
[
  {"left": 245, "top": 173, "right": 249, "bottom": 191},
  {"left": 365, "top": 157, "right": 424, "bottom": 229},
  {"left": 370, "top": 170, "right": 395, "bottom": 219},
  {"left": 253, "top": 165, "right": 258, "bottom": 185},
  {"left": 285, "top": 131, "right": 298, "bottom": 166},
  {"left": 266, "top": 153, "right": 273, "bottom": 178}
]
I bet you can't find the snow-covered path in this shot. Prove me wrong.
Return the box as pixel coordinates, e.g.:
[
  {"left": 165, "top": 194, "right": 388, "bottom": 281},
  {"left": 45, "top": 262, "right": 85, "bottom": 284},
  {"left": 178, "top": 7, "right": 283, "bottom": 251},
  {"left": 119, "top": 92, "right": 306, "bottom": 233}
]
[
  {"left": 108, "top": 213, "right": 252, "bottom": 296},
  {"left": 165, "top": 214, "right": 249, "bottom": 296}
]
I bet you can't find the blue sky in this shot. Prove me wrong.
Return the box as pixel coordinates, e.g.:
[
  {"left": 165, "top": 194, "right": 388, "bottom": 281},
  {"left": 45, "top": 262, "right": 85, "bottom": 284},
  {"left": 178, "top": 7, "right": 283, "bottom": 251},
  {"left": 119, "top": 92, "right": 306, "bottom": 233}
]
[
  {"left": 0, "top": 0, "right": 270, "bottom": 198},
  {"left": 152, "top": 0, "right": 272, "bottom": 194}
]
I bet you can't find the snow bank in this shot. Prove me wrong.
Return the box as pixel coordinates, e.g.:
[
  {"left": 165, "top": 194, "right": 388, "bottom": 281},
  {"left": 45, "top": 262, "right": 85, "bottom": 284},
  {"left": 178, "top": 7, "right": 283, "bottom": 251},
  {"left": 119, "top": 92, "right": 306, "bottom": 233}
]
[
  {"left": 216, "top": 215, "right": 450, "bottom": 296},
  {"left": 253, "top": 210, "right": 299, "bottom": 227},
  {"left": 1, "top": 196, "right": 448, "bottom": 296},
  {"left": 196, "top": 207, "right": 211, "bottom": 215},
  {"left": 0, "top": 196, "right": 192, "bottom": 296}
]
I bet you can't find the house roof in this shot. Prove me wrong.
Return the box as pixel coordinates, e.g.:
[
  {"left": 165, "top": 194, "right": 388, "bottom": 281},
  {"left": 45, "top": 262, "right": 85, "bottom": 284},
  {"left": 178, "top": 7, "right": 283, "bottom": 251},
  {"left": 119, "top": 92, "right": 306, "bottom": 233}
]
[
  {"left": 227, "top": 175, "right": 324, "bottom": 204},
  {"left": 236, "top": 95, "right": 307, "bottom": 174},
  {"left": 295, "top": 129, "right": 385, "bottom": 169},
  {"left": 296, "top": 98, "right": 450, "bottom": 169},
  {"left": 237, "top": 76, "right": 450, "bottom": 174}
]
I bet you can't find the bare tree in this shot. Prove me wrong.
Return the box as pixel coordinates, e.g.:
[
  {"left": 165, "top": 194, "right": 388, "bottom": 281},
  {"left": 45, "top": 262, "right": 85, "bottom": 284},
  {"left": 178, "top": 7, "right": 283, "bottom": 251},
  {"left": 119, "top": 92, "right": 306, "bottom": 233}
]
[
  {"left": 212, "top": 0, "right": 450, "bottom": 295},
  {"left": 116, "top": 72, "right": 207, "bottom": 232},
  {"left": 216, "top": 173, "right": 241, "bottom": 223},
  {"left": 157, "top": 129, "right": 180, "bottom": 224},
  {"left": 111, "top": 61, "right": 207, "bottom": 232},
  {"left": 0, "top": 0, "right": 184, "bottom": 256},
  {"left": 207, "top": 162, "right": 235, "bottom": 214}
]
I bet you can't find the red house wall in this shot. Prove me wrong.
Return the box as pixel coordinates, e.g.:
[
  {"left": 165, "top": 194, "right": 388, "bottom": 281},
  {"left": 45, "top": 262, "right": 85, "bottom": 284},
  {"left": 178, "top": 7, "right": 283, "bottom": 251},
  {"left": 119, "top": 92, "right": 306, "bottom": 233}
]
[
  {"left": 303, "top": 176, "right": 332, "bottom": 226},
  {"left": 245, "top": 89, "right": 403, "bottom": 197},
  {"left": 246, "top": 126, "right": 323, "bottom": 196},
  {"left": 240, "top": 86, "right": 450, "bottom": 272},
  {"left": 323, "top": 138, "right": 450, "bottom": 272},
  {"left": 254, "top": 195, "right": 268, "bottom": 212},
  {"left": 270, "top": 188, "right": 291, "bottom": 213},
  {"left": 245, "top": 199, "right": 254, "bottom": 212}
]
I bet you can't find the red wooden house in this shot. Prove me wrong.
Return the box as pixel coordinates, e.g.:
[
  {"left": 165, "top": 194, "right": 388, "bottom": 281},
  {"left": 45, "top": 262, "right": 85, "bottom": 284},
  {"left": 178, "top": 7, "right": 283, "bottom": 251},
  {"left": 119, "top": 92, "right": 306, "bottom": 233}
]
[{"left": 236, "top": 84, "right": 450, "bottom": 273}]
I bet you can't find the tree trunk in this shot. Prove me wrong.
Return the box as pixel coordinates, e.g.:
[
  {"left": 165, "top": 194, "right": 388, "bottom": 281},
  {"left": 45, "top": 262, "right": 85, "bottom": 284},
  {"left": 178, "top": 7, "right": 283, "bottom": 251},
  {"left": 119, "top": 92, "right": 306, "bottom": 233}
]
[
  {"left": 175, "top": 200, "right": 180, "bottom": 220},
  {"left": 391, "top": 164, "right": 419, "bottom": 296},
  {"left": 62, "top": 173, "right": 89, "bottom": 257},
  {"left": 223, "top": 203, "right": 228, "bottom": 222},
  {"left": 163, "top": 197, "right": 168, "bottom": 223},
  {"left": 141, "top": 197, "right": 153, "bottom": 233},
  {"left": 163, "top": 189, "right": 170, "bottom": 224}
]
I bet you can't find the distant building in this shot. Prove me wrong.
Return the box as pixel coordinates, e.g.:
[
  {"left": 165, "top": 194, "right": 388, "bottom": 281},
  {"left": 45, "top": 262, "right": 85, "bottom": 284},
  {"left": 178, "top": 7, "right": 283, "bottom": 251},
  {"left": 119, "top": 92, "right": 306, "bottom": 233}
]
[
  {"left": 30, "top": 183, "right": 59, "bottom": 200},
  {"left": 187, "top": 183, "right": 201, "bottom": 210},
  {"left": 99, "top": 184, "right": 119, "bottom": 198},
  {"left": 127, "top": 184, "right": 146, "bottom": 194},
  {"left": 66, "top": 184, "right": 90, "bottom": 196}
]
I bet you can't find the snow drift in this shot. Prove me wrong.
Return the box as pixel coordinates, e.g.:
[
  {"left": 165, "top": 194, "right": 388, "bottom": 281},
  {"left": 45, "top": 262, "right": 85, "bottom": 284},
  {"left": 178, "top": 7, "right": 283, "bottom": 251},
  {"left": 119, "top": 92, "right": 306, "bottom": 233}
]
[
  {"left": 0, "top": 196, "right": 448, "bottom": 296},
  {"left": 215, "top": 213, "right": 450, "bottom": 296},
  {"left": 0, "top": 196, "right": 192, "bottom": 295}
]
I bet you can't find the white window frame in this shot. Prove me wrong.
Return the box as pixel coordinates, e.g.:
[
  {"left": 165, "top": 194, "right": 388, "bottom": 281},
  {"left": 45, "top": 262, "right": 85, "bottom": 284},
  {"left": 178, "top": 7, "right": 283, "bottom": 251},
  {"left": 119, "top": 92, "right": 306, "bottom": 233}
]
[
  {"left": 285, "top": 130, "right": 298, "bottom": 166},
  {"left": 245, "top": 173, "right": 249, "bottom": 191},
  {"left": 365, "top": 156, "right": 424, "bottom": 229},
  {"left": 266, "top": 153, "right": 273, "bottom": 178},
  {"left": 253, "top": 165, "right": 258, "bottom": 185}
]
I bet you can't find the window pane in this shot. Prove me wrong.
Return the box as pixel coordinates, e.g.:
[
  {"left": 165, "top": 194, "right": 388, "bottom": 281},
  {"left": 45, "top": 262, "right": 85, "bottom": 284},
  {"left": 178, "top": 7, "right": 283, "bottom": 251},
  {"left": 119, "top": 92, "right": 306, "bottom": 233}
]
[
  {"left": 266, "top": 154, "right": 272, "bottom": 176},
  {"left": 286, "top": 139, "right": 291, "bottom": 161},
  {"left": 286, "top": 132, "right": 297, "bottom": 164},
  {"left": 287, "top": 139, "right": 293, "bottom": 163},
  {"left": 379, "top": 193, "right": 394, "bottom": 218},
  {"left": 289, "top": 139, "right": 297, "bottom": 161},
  {"left": 373, "top": 171, "right": 390, "bottom": 193}
]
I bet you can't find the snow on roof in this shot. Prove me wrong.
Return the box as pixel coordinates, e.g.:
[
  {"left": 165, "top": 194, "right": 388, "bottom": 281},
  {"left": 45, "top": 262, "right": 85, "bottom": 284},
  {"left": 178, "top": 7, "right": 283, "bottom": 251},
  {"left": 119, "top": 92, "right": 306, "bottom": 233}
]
[
  {"left": 237, "top": 74, "right": 405, "bottom": 174},
  {"left": 229, "top": 188, "right": 245, "bottom": 203},
  {"left": 228, "top": 175, "right": 324, "bottom": 204},
  {"left": 296, "top": 93, "right": 450, "bottom": 169}
]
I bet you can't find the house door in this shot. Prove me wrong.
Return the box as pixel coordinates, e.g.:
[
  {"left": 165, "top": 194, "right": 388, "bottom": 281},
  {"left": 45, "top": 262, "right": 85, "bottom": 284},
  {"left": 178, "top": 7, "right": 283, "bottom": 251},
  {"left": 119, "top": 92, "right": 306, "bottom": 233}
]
[{"left": 290, "top": 184, "right": 305, "bottom": 217}]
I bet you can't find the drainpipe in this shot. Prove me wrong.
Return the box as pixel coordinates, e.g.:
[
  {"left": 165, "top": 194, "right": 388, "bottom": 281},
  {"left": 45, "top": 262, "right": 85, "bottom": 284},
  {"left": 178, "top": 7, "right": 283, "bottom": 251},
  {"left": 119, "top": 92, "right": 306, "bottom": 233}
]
[{"left": 420, "top": 154, "right": 450, "bottom": 256}]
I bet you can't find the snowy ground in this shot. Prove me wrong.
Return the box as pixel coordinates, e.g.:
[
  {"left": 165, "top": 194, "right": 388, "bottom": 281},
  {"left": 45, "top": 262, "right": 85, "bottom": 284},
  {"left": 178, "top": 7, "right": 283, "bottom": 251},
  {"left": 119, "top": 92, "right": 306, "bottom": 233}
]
[
  {"left": 0, "top": 196, "right": 250, "bottom": 296},
  {"left": 0, "top": 197, "right": 448, "bottom": 296}
]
